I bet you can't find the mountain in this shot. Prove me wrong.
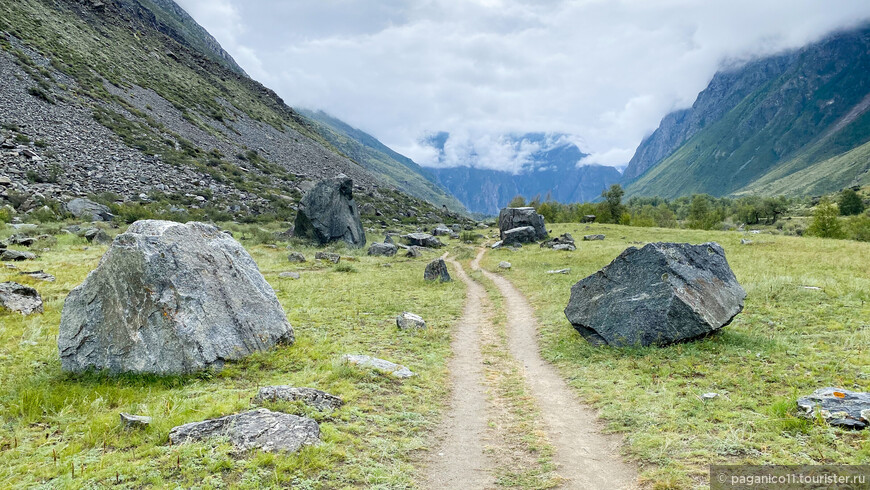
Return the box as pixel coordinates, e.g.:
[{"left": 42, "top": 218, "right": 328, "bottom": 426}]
[
  {"left": 624, "top": 24, "right": 870, "bottom": 199},
  {"left": 0, "top": 0, "right": 469, "bottom": 226},
  {"left": 425, "top": 133, "right": 622, "bottom": 215},
  {"left": 297, "top": 109, "right": 465, "bottom": 212}
]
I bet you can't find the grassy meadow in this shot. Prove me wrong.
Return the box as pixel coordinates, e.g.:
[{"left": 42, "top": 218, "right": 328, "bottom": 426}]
[
  {"left": 480, "top": 223, "right": 870, "bottom": 489},
  {"left": 0, "top": 223, "right": 467, "bottom": 488}
]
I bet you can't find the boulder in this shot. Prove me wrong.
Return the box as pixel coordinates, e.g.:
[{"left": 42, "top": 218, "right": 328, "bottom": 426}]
[
  {"left": 581, "top": 215, "right": 597, "bottom": 223},
  {"left": 424, "top": 259, "right": 451, "bottom": 282},
  {"left": 254, "top": 386, "right": 343, "bottom": 410},
  {"left": 397, "top": 312, "right": 426, "bottom": 330},
  {"left": 169, "top": 408, "right": 320, "bottom": 452},
  {"left": 83, "top": 228, "right": 112, "bottom": 244},
  {"left": 498, "top": 207, "right": 548, "bottom": 241},
  {"left": 498, "top": 261, "right": 511, "bottom": 269},
  {"left": 384, "top": 234, "right": 395, "bottom": 245},
  {"left": 342, "top": 354, "right": 415, "bottom": 378},
  {"left": 406, "top": 246, "right": 424, "bottom": 258},
  {"left": 502, "top": 226, "right": 537, "bottom": 246},
  {"left": 541, "top": 233, "right": 576, "bottom": 251},
  {"left": 66, "top": 198, "right": 114, "bottom": 222},
  {"left": 279, "top": 271, "right": 301, "bottom": 280},
  {"left": 797, "top": 388, "right": 870, "bottom": 429},
  {"left": 120, "top": 413, "right": 152, "bottom": 429},
  {"left": 403, "top": 233, "right": 444, "bottom": 248},
  {"left": 583, "top": 234, "right": 605, "bottom": 241},
  {"left": 20, "top": 270, "right": 55, "bottom": 282},
  {"left": 58, "top": 220, "right": 294, "bottom": 374},
  {"left": 564, "top": 242, "right": 745, "bottom": 347},
  {"left": 553, "top": 244, "right": 575, "bottom": 251},
  {"left": 0, "top": 282, "right": 43, "bottom": 315},
  {"left": 368, "top": 242, "right": 397, "bottom": 257},
  {"left": 287, "top": 252, "right": 306, "bottom": 263},
  {"left": 315, "top": 251, "right": 340, "bottom": 264},
  {"left": 432, "top": 224, "right": 452, "bottom": 236},
  {"left": 293, "top": 175, "right": 366, "bottom": 248},
  {"left": 0, "top": 250, "right": 36, "bottom": 261}
]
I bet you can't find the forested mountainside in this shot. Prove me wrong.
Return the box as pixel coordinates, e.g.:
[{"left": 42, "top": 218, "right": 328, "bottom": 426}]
[
  {"left": 624, "top": 24, "right": 870, "bottom": 199},
  {"left": 0, "top": 0, "right": 465, "bottom": 223}
]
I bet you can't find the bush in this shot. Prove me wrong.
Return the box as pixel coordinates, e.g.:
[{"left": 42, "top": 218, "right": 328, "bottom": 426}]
[
  {"left": 110, "top": 202, "right": 156, "bottom": 224},
  {"left": 806, "top": 199, "right": 846, "bottom": 239},
  {"left": 0, "top": 208, "right": 12, "bottom": 223},
  {"left": 459, "top": 231, "right": 480, "bottom": 243},
  {"left": 838, "top": 189, "right": 865, "bottom": 216},
  {"left": 847, "top": 214, "right": 870, "bottom": 242},
  {"left": 334, "top": 263, "right": 357, "bottom": 273}
]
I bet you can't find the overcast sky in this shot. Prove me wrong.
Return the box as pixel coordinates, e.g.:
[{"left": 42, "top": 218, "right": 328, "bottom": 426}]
[{"left": 175, "top": 0, "right": 870, "bottom": 172}]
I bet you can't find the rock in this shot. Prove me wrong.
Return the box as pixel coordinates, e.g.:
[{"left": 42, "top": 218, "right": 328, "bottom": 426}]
[
  {"left": 279, "top": 271, "right": 301, "bottom": 280},
  {"left": 564, "top": 242, "right": 746, "bottom": 347},
  {"left": 254, "top": 386, "right": 343, "bottom": 411},
  {"left": 120, "top": 413, "right": 151, "bottom": 429},
  {"left": 396, "top": 311, "right": 426, "bottom": 330},
  {"left": 498, "top": 207, "right": 548, "bottom": 241},
  {"left": 403, "top": 233, "right": 444, "bottom": 248},
  {"left": 581, "top": 215, "right": 597, "bottom": 223},
  {"left": 797, "top": 388, "right": 870, "bottom": 429},
  {"left": 368, "top": 242, "right": 397, "bottom": 257},
  {"left": 58, "top": 220, "right": 294, "bottom": 374},
  {"left": 0, "top": 249, "right": 36, "bottom": 261},
  {"left": 740, "top": 238, "right": 752, "bottom": 245},
  {"left": 0, "top": 282, "right": 43, "bottom": 315},
  {"left": 315, "top": 251, "right": 340, "bottom": 264},
  {"left": 293, "top": 175, "right": 366, "bottom": 248},
  {"left": 583, "top": 234, "right": 605, "bottom": 241},
  {"left": 65, "top": 198, "right": 114, "bottom": 222},
  {"left": 701, "top": 393, "right": 719, "bottom": 400},
  {"left": 287, "top": 252, "right": 306, "bottom": 263},
  {"left": 169, "top": 408, "right": 320, "bottom": 452},
  {"left": 491, "top": 241, "right": 503, "bottom": 249},
  {"left": 424, "top": 258, "right": 451, "bottom": 282},
  {"left": 19, "top": 270, "right": 55, "bottom": 282},
  {"left": 502, "top": 226, "right": 538, "bottom": 246},
  {"left": 432, "top": 224, "right": 452, "bottom": 236},
  {"left": 547, "top": 268, "right": 571, "bottom": 274},
  {"left": 541, "top": 233, "right": 576, "bottom": 251},
  {"left": 406, "top": 246, "right": 424, "bottom": 258},
  {"left": 498, "top": 261, "right": 511, "bottom": 269},
  {"left": 83, "top": 228, "right": 112, "bottom": 244},
  {"left": 384, "top": 234, "right": 395, "bottom": 245},
  {"left": 342, "top": 354, "right": 416, "bottom": 378},
  {"left": 8, "top": 236, "right": 36, "bottom": 247}
]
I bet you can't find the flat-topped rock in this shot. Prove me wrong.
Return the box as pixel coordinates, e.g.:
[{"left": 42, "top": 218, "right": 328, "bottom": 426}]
[
  {"left": 0, "top": 282, "right": 43, "bottom": 315},
  {"left": 254, "top": 386, "right": 343, "bottom": 411},
  {"left": 498, "top": 207, "right": 547, "bottom": 240},
  {"left": 397, "top": 311, "right": 426, "bottom": 329},
  {"left": 342, "top": 354, "right": 416, "bottom": 378},
  {"left": 797, "top": 388, "right": 870, "bottom": 429},
  {"left": 169, "top": 408, "right": 320, "bottom": 452},
  {"left": 403, "top": 233, "right": 444, "bottom": 248}
]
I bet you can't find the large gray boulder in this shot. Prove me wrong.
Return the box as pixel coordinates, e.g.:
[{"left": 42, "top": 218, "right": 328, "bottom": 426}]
[
  {"left": 424, "top": 258, "right": 451, "bottom": 282},
  {"left": 368, "top": 242, "right": 397, "bottom": 257},
  {"left": 403, "top": 233, "right": 444, "bottom": 248},
  {"left": 66, "top": 198, "right": 114, "bottom": 222},
  {"left": 797, "top": 388, "right": 870, "bottom": 429},
  {"left": 169, "top": 408, "right": 320, "bottom": 452},
  {"left": 58, "top": 220, "right": 294, "bottom": 374},
  {"left": 293, "top": 175, "right": 366, "bottom": 248},
  {"left": 0, "top": 249, "right": 36, "bottom": 261},
  {"left": 502, "top": 226, "right": 538, "bottom": 246},
  {"left": 564, "top": 242, "right": 745, "bottom": 347},
  {"left": 0, "top": 282, "right": 43, "bottom": 315},
  {"left": 498, "top": 207, "right": 547, "bottom": 241}
]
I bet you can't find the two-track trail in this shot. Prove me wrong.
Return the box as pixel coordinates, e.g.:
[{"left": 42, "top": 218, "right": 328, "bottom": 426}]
[{"left": 424, "top": 248, "right": 637, "bottom": 489}]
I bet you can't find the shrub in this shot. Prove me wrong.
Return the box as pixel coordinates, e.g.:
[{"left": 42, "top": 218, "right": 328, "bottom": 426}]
[
  {"left": 838, "top": 189, "right": 865, "bottom": 216},
  {"left": 806, "top": 199, "right": 846, "bottom": 239}
]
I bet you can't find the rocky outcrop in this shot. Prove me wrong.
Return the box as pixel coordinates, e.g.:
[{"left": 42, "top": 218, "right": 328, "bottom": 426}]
[
  {"left": 498, "top": 207, "right": 547, "bottom": 241},
  {"left": 797, "top": 388, "right": 870, "bottom": 429},
  {"left": 541, "top": 233, "right": 576, "bottom": 251},
  {"left": 65, "top": 198, "right": 114, "bottom": 221},
  {"left": 0, "top": 282, "right": 43, "bottom": 315},
  {"left": 315, "top": 251, "right": 340, "bottom": 264},
  {"left": 254, "top": 386, "right": 343, "bottom": 411},
  {"left": 169, "top": 408, "right": 320, "bottom": 452},
  {"left": 294, "top": 175, "right": 366, "bottom": 248},
  {"left": 564, "top": 242, "right": 745, "bottom": 347},
  {"left": 58, "top": 220, "right": 294, "bottom": 374},
  {"left": 424, "top": 259, "right": 451, "bottom": 282}
]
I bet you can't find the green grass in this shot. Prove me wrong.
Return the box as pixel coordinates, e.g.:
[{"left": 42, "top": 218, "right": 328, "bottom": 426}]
[
  {"left": 0, "top": 223, "right": 465, "bottom": 488},
  {"left": 479, "top": 223, "right": 870, "bottom": 488}
]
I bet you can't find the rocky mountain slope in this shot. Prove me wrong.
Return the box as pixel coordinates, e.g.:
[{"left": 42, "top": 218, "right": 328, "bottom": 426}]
[
  {"left": 426, "top": 133, "right": 622, "bottom": 215},
  {"left": 0, "top": 0, "right": 466, "bottom": 226},
  {"left": 624, "top": 24, "right": 870, "bottom": 199}
]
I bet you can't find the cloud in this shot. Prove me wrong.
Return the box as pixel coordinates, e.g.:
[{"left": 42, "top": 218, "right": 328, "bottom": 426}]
[{"left": 175, "top": 0, "right": 870, "bottom": 169}]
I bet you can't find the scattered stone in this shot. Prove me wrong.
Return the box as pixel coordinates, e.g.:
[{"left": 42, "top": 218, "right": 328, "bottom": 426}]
[
  {"left": 0, "top": 249, "right": 36, "bottom": 261},
  {"left": 581, "top": 215, "right": 597, "bottom": 223},
  {"left": 553, "top": 244, "right": 575, "bottom": 251},
  {"left": 58, "top": 220, "right": 294, "bottom": 374},
  {"left": 315, "top": 251, "right": 340, "bottom": 264},
  {"left": 342, "top": 354, "right": 416, "bottom": 378},
  {"left": 541, "top": 233, "right": 576, "bottom": 251},
  {"left": 384, "top": 234, "right": 395, "bottom": 245},
  {"left": 564, "top": 242, "right": 746, "bottom": 347},
  {"left": 368, "top": 242, "right": 398, "bottom": 257},
  {"left": 7, "top": 236, "right": 36, "bottom": 247},
  {"left": 0, "top": 282, "right": 43, "bottom": 315},
  {"left": 701, "top": 393, "right": 719, "bottom": 400},
  {"left": 424, "top": 258, "right": 451, "bottom": 282},
  {"left": 397, "top": 312, "right": 426, "bottom": 330},
  {"left": 583, "top": 234, "right": 605, "bottom": 241},
  {"left": 498, "top": 207, "right": 548, "bottom": 241},
  {"left": 287, "top": 252, "right": 306, "bottom": 263},
  {"left": 547, "top": 268, "right": 570, "bottom": 274},
  {"left": 83, "top": 228, "right": 112, "bottom": 244},
  {"left": 294, "top": 175, "right": 366, "bottom": 248},
  {"left": 169, "top": 408, "right": 320, "bottom": 452},
  {"left": 279, "top": 271, "right": 301, "bottom": 280},
  {"left": 403, "top": 233, "right": 444, "bottom": 248},
  {"left": 120, "top": 413, "right": 152, "bottom": 429},
  {"left": 19, "top": 270, "right": 55, "bottom": 282},
  {"left": 65, "top": 198, "right": 114, "bottom": 222},
  {"left": 740, "top": 238, "right": 752, "bottom": 245},
  {"left": 498, "top": 261, "right": 511, "bottom": 270},
  {"left": 491, "top": 241, "right": 503, "bottom": 249},
  {"left": 406, "top": 246, "right": 424, "bottom": 258},
  {"left": 254, "top": 386, "right": 343, "bottom": 411},
  {"left": 801, "top": 285, "right": 822, "bottom": 291},
  {"left": 502, "top": 226, "right": 538, "bottom": 246},
  {"left": 432, "top": 224, "right": 452, "bottom": 236},
  {"left": 797, "top": 388, "right": 870, "bottom": 429}
]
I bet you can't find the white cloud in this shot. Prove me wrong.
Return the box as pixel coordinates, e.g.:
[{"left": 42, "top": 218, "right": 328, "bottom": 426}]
[{"left": 175, "top": 0, "right": 870, "bottom": 169}]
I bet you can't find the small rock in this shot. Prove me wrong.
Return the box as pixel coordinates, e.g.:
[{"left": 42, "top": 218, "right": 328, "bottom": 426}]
[
  {"left": 397, "top": 311, "right": 426, "bottom": 330},
  {"left": 797, "top": 388, "right": 870, "bottom": 429},
  {"left": 254, "top": 386, "right": 343, "bottom": 411},
  {"left": 368, "top": 242, "right": 398, "bottom": 257},
  {"left": 342, "top": 354, "right": 416, "bottom": 378},
  {"left": 546, "top": 268, "right": 571, "bottom": 274},
  {"left": 583, "top": 234, "right": 605, "bottom": 241},
  {"left": 120, "top": 413, "right": 152, "bottom": 429},
  {"left": 701, "top": 393, "right": 719, "bottom": 400},
  {"left": 740, "top": 238, "right": 752, "bottom": 245},
  {"left": 0, "top": 249, "right": 36, "bottom": 261},
  {"left": 406, "top": 246, "right": 424, "bottom": 258},
  {"left": 498, "top": 261, "right": 511, "bottom": 270},
  {"left": 491, "top": 241, "right": 503, "bottom": 249},
  {"left": 315, "top": 251, "right": 340, "bottom": 264},
  {"left": 287, "top": 252, "right": 306, "bottom": 263},
  {"left": 169, "top": 408, "right": 320, "bottom": 452},
  {"left": 83, "top": 228, "right": 112, "bottom": 244},
  {"left": 553, "top": 243, "right": 576, "bottom": 251},
  {"left": 19, "top": 270, "right": 55, "bottom": 282},
  {"left": 424, "top": 258, "right": 451, "bottom": 282},
  {"left": 278, "top": 272, "right": 301, "bottom": 280},
  {"left": 0, "top": 282, "right": 43, "bottom": 315}
]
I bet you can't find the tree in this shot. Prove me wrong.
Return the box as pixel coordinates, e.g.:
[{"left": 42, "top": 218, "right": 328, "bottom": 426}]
[
  {"left": 687, "top": 195, "right": 721, "bottom": 230},
  {"left": 806, "top": 199, "right": 846, "bottom": 238},
  {"left": 601, "top": 184, "right": 625, "bottom": 223},
  {"left": 507, "top": 195, "right": 526, "bottom": 207},
  {"left": 838, "top": 189, "right": 865, "bottom": 216}
]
